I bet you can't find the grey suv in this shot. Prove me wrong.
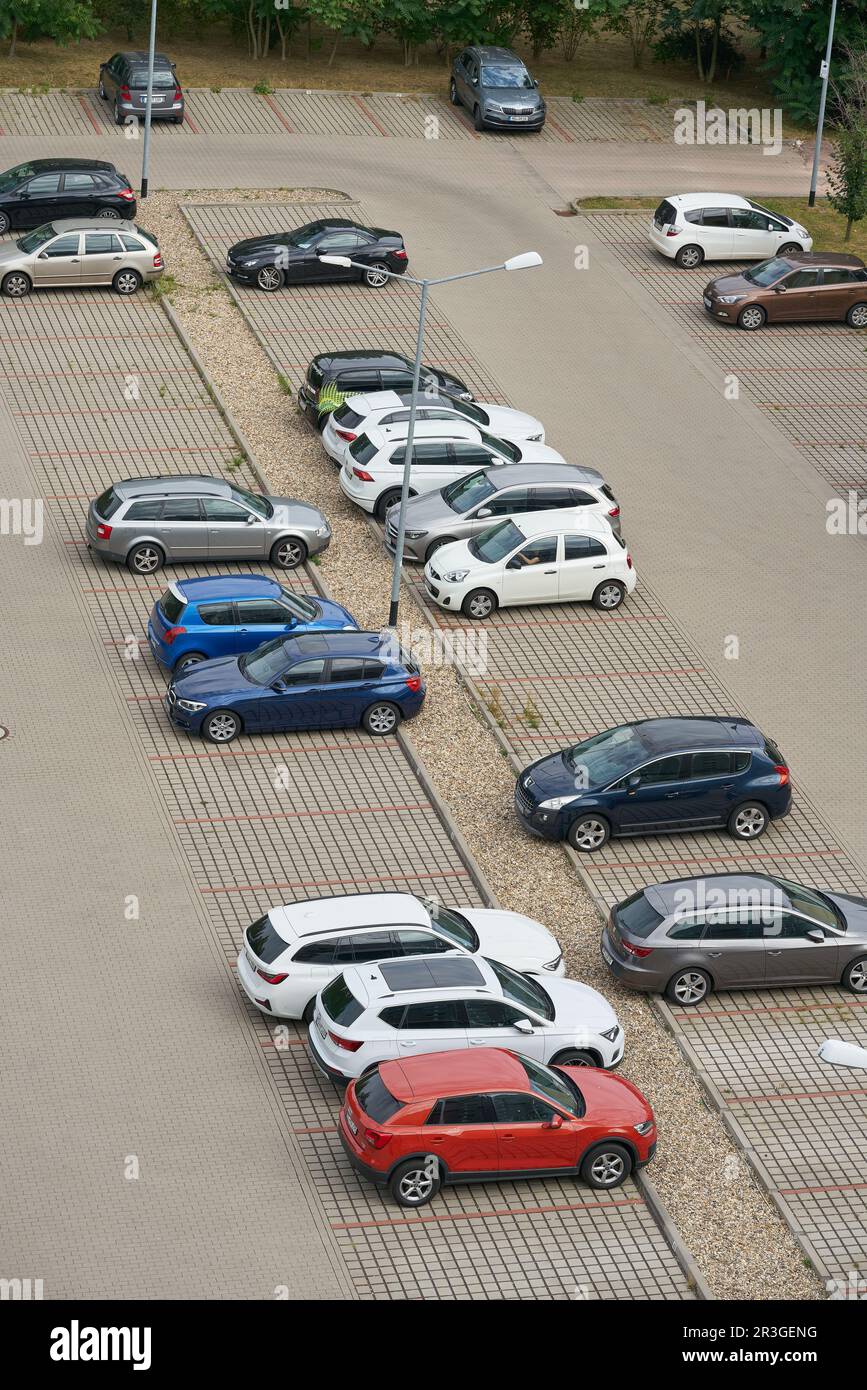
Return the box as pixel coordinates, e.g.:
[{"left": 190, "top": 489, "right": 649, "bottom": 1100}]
[
  {"left": 84, "top": 475, "right": 331, "bottom": 575},
  {"left": 450, "top": 45, "right": 545, "bottom": 132},
  {"left": 385, "top": 463, "right": 620, "bottom": 564},
  {"left": 602, "top": 874, "right": 867, "bottom": 1005}
]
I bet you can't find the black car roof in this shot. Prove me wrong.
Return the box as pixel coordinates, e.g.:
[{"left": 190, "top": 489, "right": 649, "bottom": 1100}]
[
  {"left": 635, "top": 717, "right": 763, "bottom": 751},
  {"left": 312, "top": 350, "right": 411, "bottom": 370},
  {"left": 18, "top": 158, "right": 115, "bottom": 174},
  {"left": 120, "top": 52, "right": 175, "bottom": 65}
]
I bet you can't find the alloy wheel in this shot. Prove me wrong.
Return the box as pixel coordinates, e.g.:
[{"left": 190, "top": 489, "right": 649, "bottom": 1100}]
[
  {"left": 596, "top": 583, "right": 623, "bottom": 610},
  {"left": 849, "top": 304, "right": 867, "bottom": 328},
  {"left": 207, "top": 714, "right": 238, "bottom": 742},
  {"left": 132, "top": 546, "right": 160, "bottom": 573},
  {"left": 97, "top": 207, "right": 121, "bottom": 219},
  {"left": 678, "top": 247, "right": 702, "bottom": 269},
  {"left": 365, "top": 263, "right": 389, "bottom": 288},
  {"left": 273, "top": 539, "right": 303, "bottom": 568},
  {"left": 734, "top": 805, "right": 765, "bottom": 838},
  {"left": 572, "top": 818, "right": 607, "bottom": 851},
  {"left": 366, "top": 703, "right": 397, "bottom": 735},
  {"left": 590, "top": 1150, "right": 626, "bottom": 1186},
  {"left": 848, "top": 960, "right": 867, "bottom": 992},
  {"left": 466, "top": 591, "right": 494, "bottom": 619},
  {"left": 397, "top": 1166, "right": 434, "bottom": 1204},
  {"left": 115, "top": 272, "right": 140, "bottom": 295},
  {"left": 4, "top": 273, "right": 29, "bottom": 297},
  {"left": 0, "top": 213, "right": 9, "bottom": 235},
  {"left": 257, "top": 265, "right": 283, "bottom": 291},
  {"left": 673, "top": 971, "right": 708, "bottom": 1005},
  {"left": 739, "top": 306, "right": 764, "bottom": 330}
]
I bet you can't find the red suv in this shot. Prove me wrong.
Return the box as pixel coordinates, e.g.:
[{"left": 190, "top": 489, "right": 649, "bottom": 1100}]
[{"left": 339, "top": 1047, "right": 656, "bottom": 1208}]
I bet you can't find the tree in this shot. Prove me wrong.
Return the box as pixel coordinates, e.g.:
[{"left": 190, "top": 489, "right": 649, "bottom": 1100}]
[
  {"left": 598, "top": 0, "right": 665, "bottom": 70},
  {"left": 561, "top": 5, "right": 597, "bottom": 62},
  {"left": 748, "top": 0, "right": 864, "bottom": 124},
  {"left": 522, "top": 0, "right": 562, "bottom": 58},
  {"left": 827, "top": 39, "right": 867, "bottom": 242},
  {"left": 0, "top": 0, "right": 98, "bottom": 57}
]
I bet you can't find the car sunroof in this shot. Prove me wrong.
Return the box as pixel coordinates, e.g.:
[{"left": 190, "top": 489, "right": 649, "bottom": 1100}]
[{"left": 379, "top": 958, "right": 484, "bottom": 991}]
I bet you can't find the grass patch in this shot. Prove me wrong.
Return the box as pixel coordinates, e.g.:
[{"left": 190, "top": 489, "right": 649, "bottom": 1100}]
[{"left": 148, "top": 273, "right": 178, "bottom": 301}]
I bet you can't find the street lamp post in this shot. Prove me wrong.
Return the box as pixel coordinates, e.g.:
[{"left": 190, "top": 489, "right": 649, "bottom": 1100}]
[
  {"left": 808, "top": 0, "right": 838, "bottom": 207},
  {"left": 140, "top": 0, "right": 158, "bottom": 199},
  {"left": 317, "top": 251, "right": 542, "bottom": 629}
]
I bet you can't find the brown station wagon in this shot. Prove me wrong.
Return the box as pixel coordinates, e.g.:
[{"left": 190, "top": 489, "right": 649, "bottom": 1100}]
[{"left": 703, "top": 251, "right": 867, "bottom": 331}]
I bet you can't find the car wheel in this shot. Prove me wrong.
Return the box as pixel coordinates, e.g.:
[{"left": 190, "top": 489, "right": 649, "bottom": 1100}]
[
  {"left": 269, "top": 537, "right": 307, "bottom": 569},
  {"left": 126, "top": 542, "right": 164, "bottom": 575},
  {"left": 738, "top": 304, "right": 766, "bottom": 331},
  {"left": 96, "top": 206, "right": 121, "bottom": 219},
  {"left": 665, "top": 967, "right": 711, "bottom": 1006},
  {"left": 362, "top": 701, "right": 401, "bottom": 736},
  {"left": 462, "top": 588, "right": 497, "bottom": 620},
  {"left": 449, "top": 78, "right": 461, "bottom": 106},
  {"left": 114, "top": 102, "right": 125, "bottom": 127},
  {"left": 841, "top": 956, "right": 867, "bottom": 994},
  {"left": 256, "top": 264, "right": 284, "bottom": 292},
  {"left": 98, "top": 79, "right": 106, "bottom": 99},
  {"left": 567, "top": 815, "right": 610, "bottom": 853},
  {"left": 113, "top": 269, "right": 142, "bottom": 295},
  {"left": 846, "top": 302, "right": 867, "bottom": 329},
  {"left": 203, "top": 709, "right": 241, "bottom": 745},
  {"left": 592, "top": 580, "right": 625, "bottom": 611},
  {"left": 389, "top": 1157, "right": 440, "bottom": 1208},
  {"left": 728, "top": 801, "right": 769, "bottom": 841},
  {"left": 0, "top": 211, "right": 10, "bottom": 235},
  {"left": 375, "top": 489, "right": 403, "bottom": 522},
  {"left": 675, "top": 244, "right": 703, "bottom": 269},
  {"left": 364, "top": 262, "right": 390, "bottom": 289},
  {"left": 778, "top": 242, "right": 802, "bottom": 257},
  {"left": 425, "top": 536, "right": 454, "bottom": 563},
  {"left": 2, "top": 271, "right": 31, "bottom": 298},
  {"left": 473, "top": 105, "right": 485, "bottom": 131},
  {"left": 174, "top": 652, "right": 207, "bottom": 674},
  {"left": 551, "top": 1049, "right": 598, "bottom": 1067},
  {"left": 580, "top": 1143, "right": 632, "bottom": 1190}
]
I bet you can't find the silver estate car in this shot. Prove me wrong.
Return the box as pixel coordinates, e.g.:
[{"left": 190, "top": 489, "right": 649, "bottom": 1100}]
[
  {"left": 0, "top": 218, "right": 163, "bottom": 298},
  {"left": 601, "top": 874, "right": 867, "bottom": 1006},
  {"left": 85, "top": 475, "right": 331, "bottom": 575},
  {"left": 385, "top": 463, "right": 621, "bottom": 564}
]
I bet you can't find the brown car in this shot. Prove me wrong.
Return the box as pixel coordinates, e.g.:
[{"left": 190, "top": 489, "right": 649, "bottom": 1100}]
[{"left": 703, "top": 251, "right": 867, "bottom": 331}]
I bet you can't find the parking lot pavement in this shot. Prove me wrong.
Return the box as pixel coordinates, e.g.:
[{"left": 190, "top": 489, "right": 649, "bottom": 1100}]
[
  {"left": 0, "top": 284, "right": 697, "bottom": 1300},
  {"left": 188, "top": 197, "right": 867, "bottom": 1286}
]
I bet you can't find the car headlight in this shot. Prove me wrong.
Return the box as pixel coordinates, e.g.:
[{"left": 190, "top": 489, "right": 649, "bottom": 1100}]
[
  {"left": 634, "top": 1120, "right": 654, "bottom": 1136},
  {"left": 793, "top": 225, "right": 808, "bottom": 237},
  {"left": 402, "top": 529, "right": 427, "bottom": 540},
  {"left": 542, "top": 954, "right": 562, "bottom": 972},
  {"left": 315, "top": 524, "right": 329, "bottom": 537},
  {"left": 537, "top": 795, "right": 576, "bottom": 811},
  {"left": 443, "top": 569, "right": 469, "bottom": 583},
  {"left": 178, "top": 699, "right": 206, "bottom": 712},
  {"left": 241, "top": 258, "right": 259, "bottom": 267},
  {"left": 526, "top": 433, "right": 543, "bottom": 442},
  {"left": 717, "top": 294, "right": 746, "bottom": 304},
  {"left": 600, "top": 1024, "right": 620, "bottom": 1043},
  {"left": 486, "top": 102, "right": 504, "bottom": 114}
]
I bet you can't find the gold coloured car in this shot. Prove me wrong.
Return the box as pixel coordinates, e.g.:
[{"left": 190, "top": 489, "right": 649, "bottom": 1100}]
[{"left": 0, "top": 217, "right": 163, "bottom": 298}]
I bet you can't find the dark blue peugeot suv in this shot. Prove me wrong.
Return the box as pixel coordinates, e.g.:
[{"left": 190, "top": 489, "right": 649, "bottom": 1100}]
[{"left": 515, "top": 717, "right": 791, "bottom": 853}]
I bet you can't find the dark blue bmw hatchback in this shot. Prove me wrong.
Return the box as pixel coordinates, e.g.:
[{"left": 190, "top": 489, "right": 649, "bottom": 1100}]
[
  {"left": 515, "top": 717, "right": 790, "bottom": 852},
  {"left": 164, "top": 631, "right": 424, "bottom": 744}
]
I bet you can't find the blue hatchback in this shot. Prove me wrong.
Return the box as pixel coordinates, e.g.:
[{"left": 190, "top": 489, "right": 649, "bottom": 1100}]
[
  {"left": 164, "top": 631, "right": 425, "bottom": 743},
  {"left": 515, "top": 717, "right": 791, "bottom": 852},
  {"left": 147, "top": 575, "right": 358, "bottom": 673}
]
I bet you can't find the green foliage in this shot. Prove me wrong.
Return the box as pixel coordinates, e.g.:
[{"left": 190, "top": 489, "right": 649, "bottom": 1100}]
[
  {"left": 750, "top": 0, "right": 864, "bottom": 125},
  {"left": 827, "top": 124, "right": 867, "bottom": 241},
  {"left": 0, "top": 0, "right": 99, "bottom": 53}
]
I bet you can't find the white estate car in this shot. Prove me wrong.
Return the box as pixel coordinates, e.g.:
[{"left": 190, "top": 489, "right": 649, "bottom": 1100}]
[
  {"left": 424, "top": 512, "right": 635, "bottom": 620},
  {"left": 321, "top": 390, "right": 545, "bottom": 464},
  {"left": 338, "top": 419, "right": 565, "bottom": 520},
  {"left": 649, "top": 193, "right": 812, "bottom": 269},
  {"left": 236, "top": 892, "right": 565, "bottom": 1020},
  {"left": 308, "top": 953, "right": 624, "bottom": 1083}
]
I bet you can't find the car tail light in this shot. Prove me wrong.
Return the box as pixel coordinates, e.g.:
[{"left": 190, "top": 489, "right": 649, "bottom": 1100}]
[
  {"left": 352, "top": 467, "right": 374, "bottom": 481},
  {"left": 255, "top": 968, "right": 288, "bottom": 984},
  {"left": 405, "top": 675, "right": 422, "bottom": 693},
  {"left": 174, "top": 87, "right": 182, "bottom": 101},
  {"left": 626, "top": 552, "right": 633, "bottom": 569},
  {"left": 335, "top": 429, "right": 357, "bottom": 442},
  {"left": 118, "top": 188, "right": 135, "bottom": 201},
  {"left": 621, "top": 939, "right": 653, "bottom": 959},
  {"left": 96, "top": 523, "right": 112, "bottom": 540},
  {"left": 162, "top": 626, "right": 186, "bottom": 645},
  {"left": 392, "top": 249, "right": 408, "bottom": 261},
  {"left": 328, "top": 1030, "right": 362, "bottom": 1052},
  {"left": 153, "top": 252, "right": 164, "bottom": 269},
  {"left": 608, "top": 506, "right": 620, "bottom": 518},
  {"left": 774, "top": 764, "right": 790, "bottom": 787},
  {"left": 120, "top": 85, "right": 131, "bottom": 101},
  {"left": 363, "top": 1128, "right": 392, "bottom": 1149},
  {"left": 666, "top": 226, "right": 679, "bottom": 237}
]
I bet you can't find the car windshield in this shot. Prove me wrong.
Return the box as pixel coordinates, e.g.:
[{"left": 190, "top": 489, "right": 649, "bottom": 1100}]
[
  {"left": 747, "top": 199, "right": 792, "bottom": 227},
  {"left": 481, "top": 65, "right": 534, "bottom": 88},
  {"left": 238, "top": 638, "right": 288, "bottom": 685},
  {"left": 442, "top": 470, "right": 496, "bottom": 515},
  {"left": 468, "top": 519, "right": 524, "bottom": 563},
  {"left": 442, "top": 397, "right": 486, "bottom": 425},
  {"left": 278, "top": 589, "right": 319, "bottom": 621},
  {"left": 520, "top": 1056, "right": 583, "bottom": 1117},
  {"left": 0, "top": 161, "right": 35, "bottom": 192},
  {"left": 775, "top": 878, "right": 842, "bottom": 931},
  {"left": 479, "top": 430, "right": 520, "bottom": 462},
  {"left": 286, "top": 225, "right": 321, "bottom": 249},
  {"left": 563, "top": 725, "right": 649, "bottom": 788},
  {"left": 486, "top": 958, "right": 553, "bottom": 1021},
  {"left": 17, "top": 224, "right": 58, "bottom": 253},
  {"left": 743, "top": 257, "right": 791, "bottom": 287},
  {"left": 423, "top": 899, "right": 478, "bottom": 951},
  {"left": 230, "top": 485, "right": 271, "bottom": 519}
]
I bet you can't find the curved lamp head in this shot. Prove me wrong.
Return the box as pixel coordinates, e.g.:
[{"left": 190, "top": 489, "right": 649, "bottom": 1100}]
[
  {"left": 818, "top": 1038, "right": 867, "bottom": 1070},
  {"left": 504, "top": 251, "right": 542, "bottom": 272},
  {"left": 317, "top": 254, "right": 352, "bottom": 268}
]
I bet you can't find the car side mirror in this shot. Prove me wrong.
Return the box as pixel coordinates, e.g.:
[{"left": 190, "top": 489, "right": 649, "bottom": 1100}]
[
  {"left": 506, "top": 557, "right": 522, "bottom": 570},
  {"left": 806, "top": 928, "right": 825, "bottom": 943},
  {"left": 270, "top": 680, "right": 287, "bottom": 693},
  {"left": 627, "top": 773, "right": 641, "bottom": 792},
  {"left": 244, "top": 514, "right": 257, "bottom": 524},
  {"left": 471, "top": 77, "right": 479, "bottom": 86},
  {"left": 476, "top": 508, "right": 492, "bottom": 519},
  {"left": 513, "top": 1018, "right": 534, "bottom": 1035},
  {"left": 774, "top": 284, "right": 787, "bottom": 293},
  {"left": 545, "top": 1113, "right": 564, "bottom": 1130}
]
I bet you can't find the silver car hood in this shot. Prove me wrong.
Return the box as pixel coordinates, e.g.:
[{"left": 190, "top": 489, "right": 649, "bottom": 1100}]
[
  {"left": 0, "top": 241, "right": 26, "bottom": 268},
  {"left": 268, "top": 497, "right": 325, "bottom": 529},
  {"left": 387, "top": 488, "right": 463, "bottom": 530}
]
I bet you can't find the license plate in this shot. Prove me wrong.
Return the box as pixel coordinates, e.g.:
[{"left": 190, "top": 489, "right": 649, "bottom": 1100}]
[
  {"left": 601, "top": 946, "right": 613, "bottom": 966},
  {"left": 316, "top": 1014, "right": 327, "bottom": 1041},
  {"left": 703, "top": 296, "right": 712, "bottom": 309},
  {"left": 512, "top": 115, "right": 530, "bottom": 122},
  {"left": 344, "top": 1110, "right": 357, "bottom": 1136}
]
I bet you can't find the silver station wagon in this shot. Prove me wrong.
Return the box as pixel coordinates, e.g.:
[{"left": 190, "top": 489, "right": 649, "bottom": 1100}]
[
  {"left": 84, "top": 475, "right": 332, "bottom": 575},
  {"left": 0, "top": 218, "right": 163, "bottom": 297}
]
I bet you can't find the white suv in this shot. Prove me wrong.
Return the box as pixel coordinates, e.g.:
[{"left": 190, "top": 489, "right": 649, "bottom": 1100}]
[
  {"left": 236, "top": 892, "right": 564, "bottom": 1020},
  {"left": 322, "top": 390, "right": 545, "bottom": 464},
  {"left": 339, "top": 419, "right": 565, "bottom": 520},
  {"left": 649, "top": 193, "right": 812, "bottom": 269},
  {"left": 308, "top": 953, "right": 624, "bottom": 1083}
]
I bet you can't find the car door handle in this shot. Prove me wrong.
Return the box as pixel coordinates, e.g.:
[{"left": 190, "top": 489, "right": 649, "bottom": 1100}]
[
  {"left": 469, "top": 1038, "right": 486, "bottom": 1045},
  {"left": 112, "top": 256, "right": 122, "bottom": 261},
  {"left": 398, "top": 1040, "right": 416, "bottom": 1047},
  {"left": 722, "top": 783, "right": 735, "bottom": 790},
  {"left": 592, "top": 563, "right": 605, "bottom": 569},
  {"left": 238, "top": 628, "right": 248, "bottom": 634},
  {"left": 542, "top": 569, "right": 556, "bottom": 575},
  {"left": 707, "top": 951, "right": 723, "bottom": 958},
  {"left": 768, "top": 950, "right": 782, "bottom": 956},
  {"left": 429, "top": 1135, "right": 445, "bottom": 1144},
  {"left": 665, "top": 792, "right": 679, "bottom": 798},
  {"left": 500, "top": 1132, "right": 515, "bottom": 1140}
]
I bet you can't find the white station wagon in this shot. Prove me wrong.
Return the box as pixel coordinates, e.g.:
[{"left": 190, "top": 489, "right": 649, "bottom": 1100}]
[
  {"left": 321, "top": 389, "right": 545, "bottom": 464},
  {"left": 424, "top": 511, "right": 635, "bottom": 619}
]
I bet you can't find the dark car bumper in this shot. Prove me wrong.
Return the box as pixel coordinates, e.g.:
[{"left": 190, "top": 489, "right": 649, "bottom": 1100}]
[
  {"left": 118, "top": 99, "right": 184, "bottom": 121},
  {"left": 481, "top": 111, "right": 545, "bottom": 131},
  {"left": 163, "top": 692, "right": 205, "bottom": 735},
  {"left": 703, "top": 294, "right": 738, "bottom": 323},
  {"left": 337, "top": 1116, "right": 388, "bottom": 1184},
  {"left": 600, "top": 927, "right": 661, "bottom": 992},
  {"left": 637, "top": 1140, "right": 657, "bottom": 1168},
  {"left": 226, "top": 261, "right": 257, "bottom": 284},
  {"left": 297, "top": 385, "right": 323, "bottom": 428},
  {"left": 514, "top": 788, "right": 566, "bottom": 841}
]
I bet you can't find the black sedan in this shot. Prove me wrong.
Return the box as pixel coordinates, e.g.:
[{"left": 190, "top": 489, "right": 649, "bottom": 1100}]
[
  {"left": 0, "top": 159, "right": 136, "bottom": 235},
  {"left": 225, "top": 218, "right": 409, "bottom": 292}
]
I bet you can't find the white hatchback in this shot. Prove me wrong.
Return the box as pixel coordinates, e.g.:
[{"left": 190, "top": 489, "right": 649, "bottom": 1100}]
[
  {"left": 338, "top": 419, "right": 565, "bottom": 520},
  {"left": 307, "top": 953, "right": 624, "bottom": 1083},
  {"left": 236, "top": 891, "right": 565, "bottom": 1020},
  {"left": 321, "top": 389, "right": 545, "bottom": 464},
  {"left": 424, "top": 511, "right": 635, "bottom": 620},
  {"left": 649, "top": 193, "right": 812, "bottom": 269}
]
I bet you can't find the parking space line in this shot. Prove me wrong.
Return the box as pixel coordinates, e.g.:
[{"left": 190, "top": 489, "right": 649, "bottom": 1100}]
[
  {"left": 333, "top": 1195, "right": 644, "bottom": 1230},
  {"left": 172, "top": 801, "right": 428, "bottom": 825},
  {"left": 202, "top": 869, "right": 471, "bottom": 894}
]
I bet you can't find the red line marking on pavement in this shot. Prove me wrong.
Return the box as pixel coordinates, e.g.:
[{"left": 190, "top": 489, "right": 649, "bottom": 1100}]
[
  {"left": 126, "top": 694, "right": 163, "bottom": 703},
  {"left": 173, "top": 800, "right": 427, "bottom": 826},
  {"left": 294, "top": 1125, "right": 337, "bottom": 1134},
  {"left": 780, "top": 1181, "right": 867, "bottom": 1196},
  {"left": 351, "top": 94, "right": 389, "bottom": 136},
  {"left": 44, "top": 493, "right": 91, "bottom": 501},
  {"left": 425, "top": 613, "right": 667, "bottom": 632},
  {"left": 147, "top": 740, "right": 400, "bottom": 762},
  {"left": 202, "top": 869, "right": 469, "bottom": 895},
  {"left": 39, "top": 445, "right": 227, "bottom": 458},
  {"left": 78, "top": 95, "right": 102, "bottom": 133},
  {"left": 64, "top": 540, "right": 87, "bottom": 546},
  {"left": 682, "top": 996, "right": 866, "bottom": 1022},
  {"left": 17, "top": 405, "right": 205, "bottom": 419},
  {"left": 332, "top": 1196, "right": 643, "bottom": 1231},
  {"left": 602, "top": 848, "right": 843, "bottom": 872},
  {"left": 0, "top": 366, "right": 198, "bottom": 380},
  {"left": 0, "top": 332, "right": 172, "bottom": 343},
  {"left": 545, "top": 115, "right": 574, "bottom": 143},
  {"left": 727, "top": 1087, "right": 867, "bottom": 1103},
  {"left": 475, "top": 666, "right": 704, "bottom": 685},
  {"left": 84, "top": 585, "right": 163, "bottom": 594},
  {"left": 182, "top": 108, "right": 200, "bottom": 133},
  {"left": 261, "top": 93, "right": 293, "bottom": 132}
]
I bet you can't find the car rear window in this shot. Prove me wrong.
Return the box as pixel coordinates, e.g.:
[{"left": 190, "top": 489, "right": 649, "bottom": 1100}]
[
  {"left": 307, "top": 361, "right": 323, "bottom": 390},
  {"left": 349, "top": 435, "right": 378, "bottom": 466},
  {"left": 245, "top": 913, "right": 289, "bottom": 965},
  {"left": 322, "top": 974, "right": 364, "bottom": 1027},
  {"left": 355, "top": 1070, "right": 402, "bottom": 1123},
  {"left": 654, "top": 199, "right": 677, "bottom": 226},
  {"left": 129, "top": 68, "right": 176, "bottom": 89},
  {"left": 764, "top": 738, "right": 785, "bottom": 765},
  {"left": 95, "top": 486, "right": 122, "bottom": 519},
  {"left": 134, "top": 225, "right": 157, "bottom": 246},
  {"left": 334, "top": 404, "right": 363, "bottom": 429},
  {"left": 614, "top": 889, "right": 664, "bottom": 939},
  {"left": 158, "top": 589, "right": 184, "bottom": 624}
]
